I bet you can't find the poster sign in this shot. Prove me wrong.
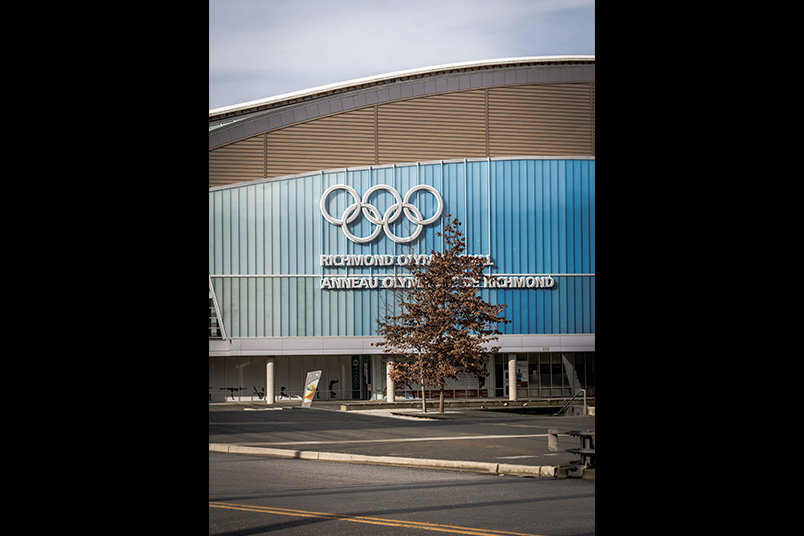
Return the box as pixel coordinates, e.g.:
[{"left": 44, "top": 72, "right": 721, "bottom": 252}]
[
  {"left": 302, "top": 370, "right": 322, "bottom": 407},
  {"left": 516, "top": 360, "right": 529, "bottom": 389}
]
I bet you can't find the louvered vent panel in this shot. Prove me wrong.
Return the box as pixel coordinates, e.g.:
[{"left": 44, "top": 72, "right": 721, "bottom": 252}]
[
  {"left": 488, "top": 83, "right": 594, "bottom": 156},
  {"left": 591, "top": 82, "right": 595, "bottom": 154},
  {"left": 209, "top": 82, "right": 596, "bottom": 188},
  {"left": 208, "top": 135, "right": 265, "bottom": 188},
  {"left": 266, "top": 108, "right": 376, "bottom": 178},
  {"left": 378, "top": 90, "right": 488, "bottom": 163}
]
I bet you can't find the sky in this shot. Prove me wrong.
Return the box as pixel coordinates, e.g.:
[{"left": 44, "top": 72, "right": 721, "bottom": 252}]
[{"left": 209, "top": 0, "right": 594, "bottom": 111}]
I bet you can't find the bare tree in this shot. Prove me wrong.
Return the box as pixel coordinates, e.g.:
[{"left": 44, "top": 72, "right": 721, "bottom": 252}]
[{"left": 374, "top": 215, "right": 509, "bottom": 413}]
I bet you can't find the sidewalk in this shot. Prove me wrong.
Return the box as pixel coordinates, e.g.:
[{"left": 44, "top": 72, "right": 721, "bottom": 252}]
[{"left": 209, "top": 399, "right": 595, "bottom": 480}]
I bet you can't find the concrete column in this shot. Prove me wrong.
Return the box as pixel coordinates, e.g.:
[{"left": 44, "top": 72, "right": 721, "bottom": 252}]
[
  {"left": 508, "top": 356, "right": 517, "bottom": 401},
  {"left": 266, "top": 358, "right": 275, "bottom": 404},
  {"left": 386, "top": 361, "right": 395, "bottom": 403}
]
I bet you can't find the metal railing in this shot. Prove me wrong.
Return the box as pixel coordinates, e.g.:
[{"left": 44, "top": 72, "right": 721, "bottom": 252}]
[{"left": 553, "top": 389, "right": 587, "bottom": 416}]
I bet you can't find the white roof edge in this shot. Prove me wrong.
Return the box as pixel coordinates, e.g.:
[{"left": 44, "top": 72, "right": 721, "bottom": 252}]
[{"left": 209, "top": 55, "right": 594, "bottom": 118}]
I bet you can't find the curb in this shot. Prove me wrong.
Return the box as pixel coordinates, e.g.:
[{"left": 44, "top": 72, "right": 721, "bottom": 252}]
[{"left": 209, "top": 443, "right": 577, "bottom": 479}]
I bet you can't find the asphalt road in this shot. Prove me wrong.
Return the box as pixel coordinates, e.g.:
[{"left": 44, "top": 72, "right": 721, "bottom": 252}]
[
  {"left": 209, "top": 405, "right": 595, "bottom": 467},
  {"left": 209, "top": 451, "right": 595, "bottom": 536}
]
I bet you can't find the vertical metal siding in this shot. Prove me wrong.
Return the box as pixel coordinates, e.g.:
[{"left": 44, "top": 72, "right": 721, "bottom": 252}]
[
  {"left": 487, "top": 159, "right": 595, "bottom": 334},
  {"left": 209, "top": 158, "right": 594, "bottom": 338}
]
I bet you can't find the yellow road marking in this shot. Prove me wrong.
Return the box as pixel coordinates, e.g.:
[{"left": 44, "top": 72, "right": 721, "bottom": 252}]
[{"left": 209, "top": 501, "right": 546, "bottom": 536}]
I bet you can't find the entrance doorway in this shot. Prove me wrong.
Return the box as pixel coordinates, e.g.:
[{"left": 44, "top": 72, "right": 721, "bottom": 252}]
[
  {"left": 494, "top": 352, "right": 596, "bottom": 398},
  {"left": 209, "top": 355, "right": 380, "bottom": 402}
]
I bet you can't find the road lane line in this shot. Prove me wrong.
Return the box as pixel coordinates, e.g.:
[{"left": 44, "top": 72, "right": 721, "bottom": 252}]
[
  {"left": 209, "top": 501, "right": 547, "bottom": 536},
  {"left": 233, "top": 433, "right": 549, "bottom": 447}
]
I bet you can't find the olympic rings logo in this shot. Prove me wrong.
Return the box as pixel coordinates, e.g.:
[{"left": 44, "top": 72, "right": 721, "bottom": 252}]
[{"left": 320, "top": 184, "right": 444, "bottom": 244}]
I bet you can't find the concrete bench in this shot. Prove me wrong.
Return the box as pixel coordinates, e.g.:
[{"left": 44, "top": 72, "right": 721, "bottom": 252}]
[{"left": 548, "top": 429, "right": 595, "bottom": 467}]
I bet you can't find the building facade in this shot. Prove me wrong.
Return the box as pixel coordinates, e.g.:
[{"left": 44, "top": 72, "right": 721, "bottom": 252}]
[{"left": 209, "top": 56, "right": 595, "bottom": 403}]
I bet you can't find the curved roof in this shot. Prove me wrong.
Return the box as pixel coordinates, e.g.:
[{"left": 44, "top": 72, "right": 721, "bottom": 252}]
[{"left": 209, "top": 55, "right": 594, "bottom": 123}]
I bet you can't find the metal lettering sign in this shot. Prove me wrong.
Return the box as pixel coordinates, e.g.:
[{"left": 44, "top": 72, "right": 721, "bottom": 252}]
[{"left": 319, "top": 183, "right": 558, "bottom": 291}]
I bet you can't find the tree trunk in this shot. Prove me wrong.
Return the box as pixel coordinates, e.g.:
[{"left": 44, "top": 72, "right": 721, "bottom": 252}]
[
  {"left": 439, "top": 387, "right": 444, "bottom": 413},
  {"left": 421, "top": 384, "right": 426, "bottom": 413},
  {"left": 420, "top": 361, "right": 426, "bottom": 413}
]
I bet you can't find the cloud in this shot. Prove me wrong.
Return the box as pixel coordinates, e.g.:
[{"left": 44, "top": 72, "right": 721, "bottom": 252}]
[{"left": 210, "top": 0, "right": 594, "bottom": 109}]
